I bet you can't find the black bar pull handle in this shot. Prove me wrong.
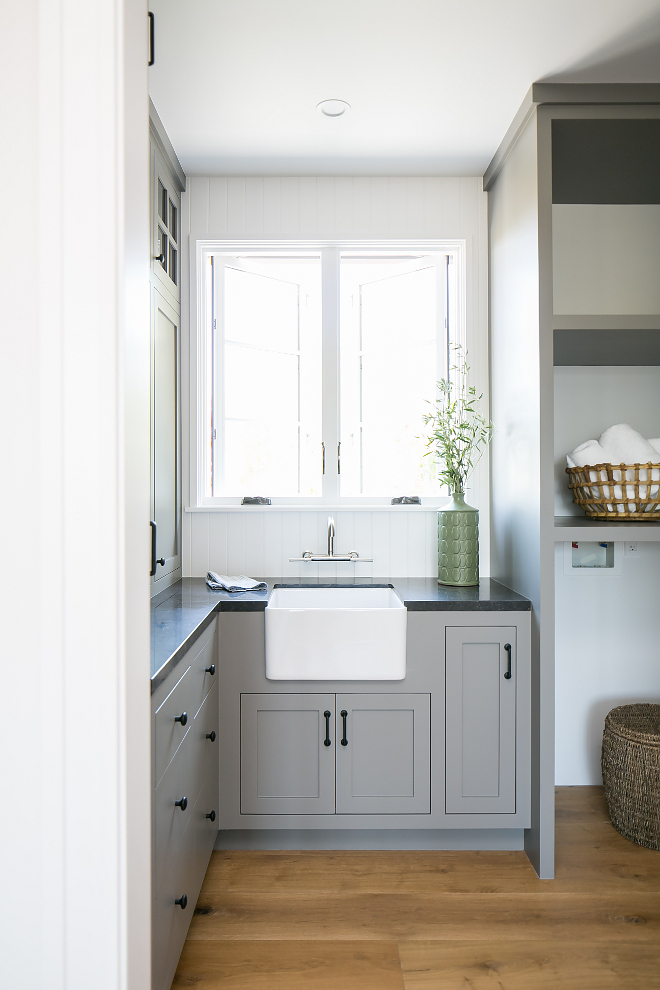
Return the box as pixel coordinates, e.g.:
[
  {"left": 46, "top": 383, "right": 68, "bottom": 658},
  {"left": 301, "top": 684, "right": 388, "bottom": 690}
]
[
  {"left": 150, "top": 520, "right": 165, "bottom": 575},
  {"left": 337, "top": 441, "right": 341, "bottom": 475},
  {"left": 148, "top": 12, "right": 155, "bottom": 66},
  {"left": 340, "top": 710, "right": 348, "bottom": 746},
  {"left": 321, "top": 442, "right": 326, "bottom": 475},
  {"left": 504, "top": 643, "right": 512, "bottom": 680},
  {"left": 323, "top": 710, "right": 331, "bottom": 747}
]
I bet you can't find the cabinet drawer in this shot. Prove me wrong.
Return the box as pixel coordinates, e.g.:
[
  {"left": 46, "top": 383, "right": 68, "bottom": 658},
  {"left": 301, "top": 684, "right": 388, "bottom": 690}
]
[
  {"left": 187, "top": 620, "right": 217, "bottom": 719},
  {"left": 191, "top": 679, "right": 219, "bottom": 807},
  {"left": 154, "top": 729, "right": 197, "bottom": 881},
  {"left": 152, "top": 811, "right": 195, "bottom": 990},
  {"left": 191, "top": 773, "right": 219, "bottom": 891},
  {"left": 154, "top": 664, "right": 194, "bottom": 786}
]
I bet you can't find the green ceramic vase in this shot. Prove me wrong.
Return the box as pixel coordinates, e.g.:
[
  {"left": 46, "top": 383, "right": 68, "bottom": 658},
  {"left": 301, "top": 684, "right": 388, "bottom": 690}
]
[{"left": 437, "top": 492, "right": 479, "bottom": 587}]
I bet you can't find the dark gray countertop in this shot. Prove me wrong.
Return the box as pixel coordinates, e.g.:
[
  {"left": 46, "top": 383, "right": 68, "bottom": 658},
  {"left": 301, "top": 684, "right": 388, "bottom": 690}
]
[{"left": 151, "top": 576, "right": 530, "bottom": 692}]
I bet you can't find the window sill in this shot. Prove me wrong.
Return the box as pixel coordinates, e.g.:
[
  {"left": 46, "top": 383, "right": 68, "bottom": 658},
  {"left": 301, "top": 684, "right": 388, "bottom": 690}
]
[{"left": 185, "top": 503, "right": 448, "bottom": 513}]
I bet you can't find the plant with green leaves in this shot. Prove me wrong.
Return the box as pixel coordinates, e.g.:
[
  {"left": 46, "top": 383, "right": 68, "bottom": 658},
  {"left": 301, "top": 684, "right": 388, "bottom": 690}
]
[{"left": 422, "top": 345, "right": 493, "bottom": 495}]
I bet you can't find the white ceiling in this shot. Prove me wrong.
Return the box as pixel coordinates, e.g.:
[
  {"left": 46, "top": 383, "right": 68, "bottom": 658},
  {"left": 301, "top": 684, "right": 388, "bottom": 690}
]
[{"left": 148, "top": 0, "right": 660, "bottom": 176}]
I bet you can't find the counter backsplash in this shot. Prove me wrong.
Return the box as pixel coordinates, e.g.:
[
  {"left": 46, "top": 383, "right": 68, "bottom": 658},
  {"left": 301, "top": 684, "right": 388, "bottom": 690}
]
[{"left": 184, "top": 508, "right": 491, "bottom": 580}]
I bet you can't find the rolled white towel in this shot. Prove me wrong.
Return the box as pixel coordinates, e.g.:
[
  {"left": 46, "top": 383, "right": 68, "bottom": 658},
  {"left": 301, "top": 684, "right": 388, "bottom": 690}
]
[
  {"left": 599, "top": 423, "right": 658, "bottom": 465},
  {"left": 566, "top": 424, "right": 660, "bottom": 512}
]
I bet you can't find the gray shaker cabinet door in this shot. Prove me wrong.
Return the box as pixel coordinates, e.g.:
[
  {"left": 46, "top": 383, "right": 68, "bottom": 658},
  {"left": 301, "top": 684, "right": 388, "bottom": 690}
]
[
  {"left": 445, "top": 626, "right": 517, "bottom": 814},
  {"left": 240, "top": 694, "right": 335, "bottom": 814},
  {"left": 335, "top": 694, "right": 431, "bottom": 815}
]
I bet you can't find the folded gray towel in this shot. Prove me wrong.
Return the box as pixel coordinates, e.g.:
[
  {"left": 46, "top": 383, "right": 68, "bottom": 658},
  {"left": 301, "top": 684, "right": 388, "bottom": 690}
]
[{"left": 206, "top": 572, "right": 267, "bottom": 593}]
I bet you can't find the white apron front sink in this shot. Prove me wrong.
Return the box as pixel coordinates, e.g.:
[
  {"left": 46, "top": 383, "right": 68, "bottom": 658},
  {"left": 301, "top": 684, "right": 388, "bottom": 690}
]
[{"left": 265, "top": 586, "right": 407, "bottom": 680}]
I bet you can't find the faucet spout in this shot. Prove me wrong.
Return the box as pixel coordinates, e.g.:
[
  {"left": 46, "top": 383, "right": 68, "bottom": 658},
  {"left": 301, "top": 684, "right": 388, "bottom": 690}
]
[
  {"left": 327, "top": 516, "right": 335, "bottom": 557},
  {"left": 288, "top": 515, "right": 372, "bottom": 562}
]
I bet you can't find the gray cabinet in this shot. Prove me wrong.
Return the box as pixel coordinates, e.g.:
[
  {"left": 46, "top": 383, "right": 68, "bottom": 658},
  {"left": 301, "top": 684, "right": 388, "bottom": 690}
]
[
  {"left": 240, "top": 694, "right": 335, "bottom": 814},
  {"left": 152, "top": 621, "right": 219, "bottom": 990},
  {"left": 151, "top": 143, "right": 181, "bottom": 306},
  {"left": 240, "top": 692, "right": 431, "bottom": 816},
  {"left": 151, "top": 289, "right": 181, "bottom": 588},
  {"left": 445, "top": 626, "right": 516, "bottom": 814},
  {"left": 149, "top": 116, "right": 184, "bottom": 597},
  {"left": 335, "top": 694, "right": 430, "bottom": 814}
]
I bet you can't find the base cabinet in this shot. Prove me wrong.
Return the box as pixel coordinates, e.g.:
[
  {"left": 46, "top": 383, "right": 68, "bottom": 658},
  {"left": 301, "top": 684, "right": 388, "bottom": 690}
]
[
  {"left": 218, "top": 609, "right": 530, "bottom": 833},
  {"left": 336, "top": 695, "right": 430, "bottom": 814},
  {"left": 152, "top": 621, "right": 219, "bottom": 990},
  {"left": 240, "top": 693, "right": 431, "bottom": 815},
  {"left": 445, "top": 626, "right": 517, "bottom": 814}
]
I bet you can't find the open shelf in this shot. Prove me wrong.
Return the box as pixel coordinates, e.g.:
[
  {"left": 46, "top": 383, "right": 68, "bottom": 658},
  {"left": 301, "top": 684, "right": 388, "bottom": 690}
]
[{"left": 554, "top": 515, "right": 660, "bottom": 542}]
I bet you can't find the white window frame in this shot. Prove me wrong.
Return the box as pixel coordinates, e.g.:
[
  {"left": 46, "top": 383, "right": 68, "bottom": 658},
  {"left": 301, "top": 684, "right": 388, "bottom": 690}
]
[{"left": 189, "top": 239, "right": 467, "bottom": 509}]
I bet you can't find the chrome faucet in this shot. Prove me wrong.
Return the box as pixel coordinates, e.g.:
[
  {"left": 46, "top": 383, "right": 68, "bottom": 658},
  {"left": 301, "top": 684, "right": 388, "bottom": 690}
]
[{"left": 289, "top": 515, "right": 373, "bottom": 562}]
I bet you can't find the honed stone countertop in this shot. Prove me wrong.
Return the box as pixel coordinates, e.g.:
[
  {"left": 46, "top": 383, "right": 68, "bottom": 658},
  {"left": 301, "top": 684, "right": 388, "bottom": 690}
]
[{"left": 151, "top": 577, "right": 530, "bottom": 692}]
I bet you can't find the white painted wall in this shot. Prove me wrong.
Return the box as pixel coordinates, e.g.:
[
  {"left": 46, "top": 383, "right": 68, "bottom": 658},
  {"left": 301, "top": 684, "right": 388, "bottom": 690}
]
[
  {"left": 555, "top": 541, "right": 660, "bottom": 784},
  {"left": 554, "top": 366, "right": 660, "bottom": 783},
  {"left": 180, "top": 175, "right": 489, "bottom": 577},
  {"left": 1, "top": 3, "right": 151, "bottom": 988}
]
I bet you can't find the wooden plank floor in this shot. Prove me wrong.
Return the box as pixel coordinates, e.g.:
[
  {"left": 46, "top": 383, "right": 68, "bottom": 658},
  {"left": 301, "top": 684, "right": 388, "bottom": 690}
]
[{"left": 172, "top": 788, "right": 660, "bottom": 989}]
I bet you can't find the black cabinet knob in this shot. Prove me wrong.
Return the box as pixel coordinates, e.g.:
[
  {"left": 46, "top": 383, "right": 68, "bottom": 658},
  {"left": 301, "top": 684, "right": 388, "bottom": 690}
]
[
  {"left": 175, "top": 796, "right": 188, "bottom": 811},
  {"left": 206, "top": 810, "right": 216, "bottom": 822},
  {"left": 156, "top": 557, "right": 165, "bottom": 567},
  {"left": 174, "top": 712, "right": 187, "bottom": 726},
  {"left": 206, "top": 731, "right": 216, "bottom": 742},
  {"left": 155, "top": 253, "right": 165, "bottom": 264},
  {"left": 175, "top": 894, "right": 187, "bottom": 909},
  {"left": 205, "top": 664, "right": 216, "bottom": 675}
]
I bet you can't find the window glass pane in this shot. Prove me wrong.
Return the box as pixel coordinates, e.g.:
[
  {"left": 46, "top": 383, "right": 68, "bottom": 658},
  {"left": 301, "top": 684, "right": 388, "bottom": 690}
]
[
  {"left": 158, "top": 227, "right": 168, "bottom": 271},
  {"left": 214, "top": 256, "right": 322, "bottom": 497},
  {"left": 339, "top": 254, "right": 445, "bottom": 497},
  {"left": 158, "top": 180, "right": 167, "bottom": 222},
  {"left": 169, "top": 199, "right": 177, "bottom": 241}
]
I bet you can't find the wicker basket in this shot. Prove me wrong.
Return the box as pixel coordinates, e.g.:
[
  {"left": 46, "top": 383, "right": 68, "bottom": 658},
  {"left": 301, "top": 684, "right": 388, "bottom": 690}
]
[
  {"left": 566, "top": 462, "right": 660, "bottom": 520},
  {"left": 602, "top": 704, "right": 660, "bottom": 850}
]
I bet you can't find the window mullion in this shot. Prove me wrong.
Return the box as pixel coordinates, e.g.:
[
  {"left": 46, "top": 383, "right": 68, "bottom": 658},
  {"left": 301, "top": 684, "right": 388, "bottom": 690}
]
[
  {"left": 321, "top": 246, "right": 340, "bottom": 501},
  {"left": 212, "top": 257, "right": 226, "bottom": 497}
]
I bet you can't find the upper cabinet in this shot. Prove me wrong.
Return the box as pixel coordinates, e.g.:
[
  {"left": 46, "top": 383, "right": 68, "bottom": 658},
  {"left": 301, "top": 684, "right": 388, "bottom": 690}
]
[
  {"left": 551, "top": 117, "right": 660, "bottom": 319},
  {"left": 149, "top": 103, "right": 185, "bottom": 595},
  {"left": 152, "top": 146, "right": 181, "bottom": 305}
]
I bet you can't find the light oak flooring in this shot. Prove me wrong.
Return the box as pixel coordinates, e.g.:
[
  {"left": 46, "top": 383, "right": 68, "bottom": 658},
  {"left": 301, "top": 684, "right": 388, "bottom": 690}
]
[{"left": 172, "top": 787, "right": 660, "bottom": 989}]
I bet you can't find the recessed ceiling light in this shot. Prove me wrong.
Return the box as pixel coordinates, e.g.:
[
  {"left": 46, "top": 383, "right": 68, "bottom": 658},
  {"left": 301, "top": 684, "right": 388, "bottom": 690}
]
[{"left": 317, "top": 99, "right": 350, "bottom": 117}]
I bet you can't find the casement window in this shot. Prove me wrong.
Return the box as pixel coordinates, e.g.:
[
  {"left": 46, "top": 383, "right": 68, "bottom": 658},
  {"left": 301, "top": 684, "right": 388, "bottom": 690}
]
[{"left": 194, "top": 242, "right": 464, "bottom": 506}]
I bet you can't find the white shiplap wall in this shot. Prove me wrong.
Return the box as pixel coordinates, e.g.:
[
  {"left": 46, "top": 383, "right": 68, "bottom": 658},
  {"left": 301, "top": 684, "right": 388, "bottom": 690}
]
[{"left": 180, "top": 176, "right": 488, "bottom": 578}]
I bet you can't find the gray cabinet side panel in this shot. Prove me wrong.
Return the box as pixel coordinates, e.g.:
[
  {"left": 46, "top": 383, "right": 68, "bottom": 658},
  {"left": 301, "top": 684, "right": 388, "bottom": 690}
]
[{"left": 489, "top": 106, "right": 555, "bottom": 877}]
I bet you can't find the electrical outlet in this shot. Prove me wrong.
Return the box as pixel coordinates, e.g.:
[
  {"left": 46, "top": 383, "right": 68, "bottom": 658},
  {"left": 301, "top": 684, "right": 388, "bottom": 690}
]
[{"left": 625, "top": 542, "right": 638, "bottom": 555}]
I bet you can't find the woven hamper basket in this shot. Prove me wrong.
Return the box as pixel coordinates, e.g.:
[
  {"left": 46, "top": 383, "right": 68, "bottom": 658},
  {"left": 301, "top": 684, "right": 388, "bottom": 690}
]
[
  {"left": 602, "top": 704, "right": 660, "bottom": 850},
  {"left": 566, "top": 462, "right": 660, "bottom": 520}
]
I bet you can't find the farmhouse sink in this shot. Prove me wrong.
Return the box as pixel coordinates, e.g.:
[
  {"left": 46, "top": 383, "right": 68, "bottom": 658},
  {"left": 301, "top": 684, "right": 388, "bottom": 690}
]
[{"left": 265, "top": 586, "right": 407, "bottom": 681}]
